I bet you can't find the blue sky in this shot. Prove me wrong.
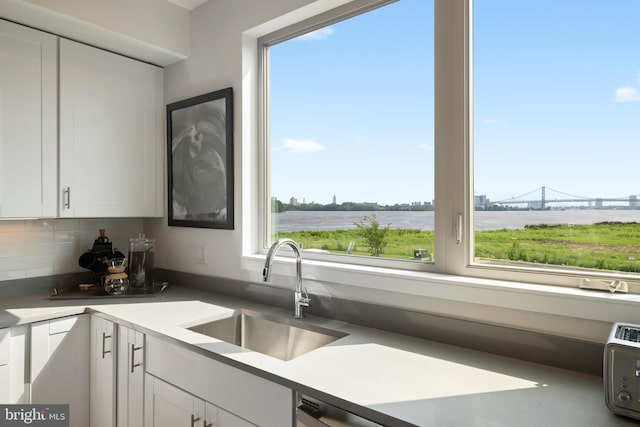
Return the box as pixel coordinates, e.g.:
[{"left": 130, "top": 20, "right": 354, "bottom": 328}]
[
  {"left": 269, "top": 0, "right": 640, "bottom": 205},
  {"left": 474, "top": 0, "right": 640, "bottom": 202}
]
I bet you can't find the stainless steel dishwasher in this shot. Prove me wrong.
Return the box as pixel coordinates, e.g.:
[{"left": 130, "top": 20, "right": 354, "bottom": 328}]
[{"left": 296, "top": 393, "right": 385, "bottom": 426}]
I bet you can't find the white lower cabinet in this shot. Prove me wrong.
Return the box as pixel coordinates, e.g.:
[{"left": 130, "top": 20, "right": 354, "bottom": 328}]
[
  {"left": 218, "top": 408, "right": 256, "bottom": 427},
  {"left": 0, "top": 325, "right": 28, "bottom": 403},
  {"left": 31, "top": 314, "right": 90, "bottom": 427},
  {"left": 89, "top": 316, "right": 145, "bottom": 427},
  {"left": 145, "top": 374, "right": 254, "bottom": 427},
  {"left": 118, "top": 324, "right": 145, "bottom": 427},
  {"left": 25, "top": 313, "right": 292, "bottom": 427},
  {"left": 90, "top": 315, "right": 117, "bottom": 427},
  {"left": 145, "top": 335, "right": 294, "bottom": 427},
  {"left": 145, "top": 374, "right": 200, "bottom": 427},
  {"left": 0, "top": 327, "right": 7, "bottom": 401}
]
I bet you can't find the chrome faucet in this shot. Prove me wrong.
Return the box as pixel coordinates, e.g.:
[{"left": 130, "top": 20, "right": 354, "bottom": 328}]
[{"left": 263, "top": 238, "right": 311, "bottom": 319}]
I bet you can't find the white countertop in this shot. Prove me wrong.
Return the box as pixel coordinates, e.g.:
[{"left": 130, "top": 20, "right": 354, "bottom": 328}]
[{"left": 0, "top": 285, "right": 636, "bottom": 426}]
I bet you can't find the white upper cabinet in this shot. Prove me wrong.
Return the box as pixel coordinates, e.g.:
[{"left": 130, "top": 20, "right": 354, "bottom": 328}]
[
  {"left": 0, "top": 21, "right": 57, "bottom": 218},
  {"left": 59, "top": 38, "right": 163, "bottom": 218}
]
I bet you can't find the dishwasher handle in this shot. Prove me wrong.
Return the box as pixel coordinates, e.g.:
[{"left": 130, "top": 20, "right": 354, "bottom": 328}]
[
  {"left": 296, "top": 394, "right": 384, "bottom": 427},
  {"left": 296, "top": 406, "right": 330, "bottom": 427}
]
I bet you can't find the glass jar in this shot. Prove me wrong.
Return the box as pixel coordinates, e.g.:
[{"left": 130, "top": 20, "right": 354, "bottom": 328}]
[
  {"left": 104, "top": 274, "right": 129, "bottom": 295},
  {"left": 128, "top": 233, "right": 155, "bottom": 288}
]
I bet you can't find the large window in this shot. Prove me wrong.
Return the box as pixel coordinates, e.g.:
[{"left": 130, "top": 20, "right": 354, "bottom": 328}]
[
  {"left": 260, "top": 0, "right": 640, "bottom": 289},
  {"left": 473, "top": 0, "right": 640, "bottom": 278},
  {"left": 263, "top": 0, "right": 435, "bottom": 266}
]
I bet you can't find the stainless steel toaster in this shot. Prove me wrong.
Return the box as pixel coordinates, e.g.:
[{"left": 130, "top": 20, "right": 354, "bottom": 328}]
[{"left": 604, "top": 322, "right": 640, "bottom": 420}]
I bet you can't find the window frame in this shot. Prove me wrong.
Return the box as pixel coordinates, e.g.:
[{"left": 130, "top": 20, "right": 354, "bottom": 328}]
[
  {"left": 254, "top": 0, "right": 640, "bottom": 293},
  {"left": 463, "top": 0, "right": 640, "bottom": 292},
  {"left": 258, "top": 0, "right": 436, "bottom": 273}
]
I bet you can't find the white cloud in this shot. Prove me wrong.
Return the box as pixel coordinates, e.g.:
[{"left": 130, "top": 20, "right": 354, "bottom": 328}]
[
  {"left": 418, "top": 144, "right": 433, "bottom": 151},
  {"left": 298, "top": 27, "right": 335, "bottom": 41},
  {"left": 480, "top": 118, "right": 509, "bottom": 127},
  {"left": 283, "top": 138, "right": 325, "bottom": 153},
  {"left": 615, "top": 86, "right": 640, "bottom": 102}
]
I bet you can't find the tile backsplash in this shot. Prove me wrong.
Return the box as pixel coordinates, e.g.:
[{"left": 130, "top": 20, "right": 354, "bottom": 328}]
[{"left": 0, "top": 218, "right": 143, "bottom": 281}]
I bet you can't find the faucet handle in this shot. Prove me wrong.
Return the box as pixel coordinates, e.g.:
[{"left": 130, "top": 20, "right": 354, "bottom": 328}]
[
  {"left": 300, "top": 286, "right": 311, "bottom": 306},
  {"left": 299, "top": 298, "right": 311, "bottom": 308}
]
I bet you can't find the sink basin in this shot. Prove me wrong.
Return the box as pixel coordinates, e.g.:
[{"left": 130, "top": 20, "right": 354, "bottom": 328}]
[{"left": 186, "top": 309, "right": 347, "bottom": 361}]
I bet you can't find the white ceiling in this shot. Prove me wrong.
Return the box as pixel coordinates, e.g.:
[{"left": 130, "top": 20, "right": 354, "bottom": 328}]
[{"left": 165, "top": 0, "right": 208, "bottom": 10}]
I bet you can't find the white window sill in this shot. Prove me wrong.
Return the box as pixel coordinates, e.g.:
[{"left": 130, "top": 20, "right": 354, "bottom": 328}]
[{"left": 242, "top": 254, "right": 640, "bottom": 342}]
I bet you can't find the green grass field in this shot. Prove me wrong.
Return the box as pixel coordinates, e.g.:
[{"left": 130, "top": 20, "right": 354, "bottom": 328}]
[{"left": 277, "top": 222, "right": 640, "bottom": 272}]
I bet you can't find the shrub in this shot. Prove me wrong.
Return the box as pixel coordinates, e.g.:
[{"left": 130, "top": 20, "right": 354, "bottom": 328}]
[{"left": 354, "top": 215, "right": 390, "bottom": 257}]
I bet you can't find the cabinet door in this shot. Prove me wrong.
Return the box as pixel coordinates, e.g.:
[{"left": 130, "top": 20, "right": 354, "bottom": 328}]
[
  {"left": 91, "top": 315, "right": 117, "bottom": 427},
  {"left": 218, "top": 408, "right": 256, "bottom": 427},
  {"left": 59, "top": 38, "right": 163, "bottom": 218},
  {"left": 144, "top": 374, "right": 254, "bottom": 427},
  {"left": 0, "top": 365, "right": 8, "bottom": 403},
  {"left": 3, "top": 325, "right": 28, "bottom": 404},
  {"left": 0, "top": 20, "right": 57, "bottom": 217},
  {"left": 0, "top": 328, "right": 8, "bottom": 402},
  {"left": 31, "top": 315, "right": 90, "bottom": 427},
  {"left": 144, "top": 374, "right": 207, "bottom": 427},
  {"left": 146, "top": 335, "right": 294, "bottom": 427},
  {"left": 118, "top": 325, "right": 145, "bottom": 427}
]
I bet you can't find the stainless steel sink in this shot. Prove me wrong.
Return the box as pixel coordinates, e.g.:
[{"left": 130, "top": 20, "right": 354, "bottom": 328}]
[{"left": 186, "top": 309, "right": 347, "bottom": 361}]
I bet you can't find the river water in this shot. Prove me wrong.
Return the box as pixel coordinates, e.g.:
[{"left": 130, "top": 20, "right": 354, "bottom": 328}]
[{"left": 274, "top": 210, "right": 640, "bottom": 232}]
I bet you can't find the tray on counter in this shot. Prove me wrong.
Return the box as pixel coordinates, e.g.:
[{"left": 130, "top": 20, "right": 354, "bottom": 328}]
[{"left": 49, "top": 282, "right": 169, "bottom": 300}]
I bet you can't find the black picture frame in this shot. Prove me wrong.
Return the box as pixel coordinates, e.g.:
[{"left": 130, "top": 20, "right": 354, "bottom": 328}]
[{"left": 167, "top": 88, "right": 234, "bottom": 229}]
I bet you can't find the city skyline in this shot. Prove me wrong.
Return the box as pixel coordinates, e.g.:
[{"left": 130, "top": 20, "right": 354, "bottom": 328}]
[{"left": 280, "top": 185, "right": 640, "bottom": 208}]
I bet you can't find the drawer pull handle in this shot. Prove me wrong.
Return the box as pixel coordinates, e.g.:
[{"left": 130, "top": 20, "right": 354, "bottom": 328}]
[
  {"left": 130, "top": 344, "right": 142, "bottom": 372},
  {"left": 190, "top": 415, "right": 200, "bottom": 427},
  {"left": 101, "top": 332, "right": 112, "bottom": 358}
]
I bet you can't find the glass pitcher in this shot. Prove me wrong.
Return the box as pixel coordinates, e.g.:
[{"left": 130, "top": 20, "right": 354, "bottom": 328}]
[{"left": 128, "top": 233, "right": 155, "bottom": 288}]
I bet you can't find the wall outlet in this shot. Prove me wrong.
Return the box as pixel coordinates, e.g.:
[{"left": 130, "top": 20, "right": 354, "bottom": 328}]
[{"left": 195, "top": 246, "right": 208, "bottom": 264}]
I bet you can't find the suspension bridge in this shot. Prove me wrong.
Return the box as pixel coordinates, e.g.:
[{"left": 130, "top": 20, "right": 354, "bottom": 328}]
[{"left": 485, "top": 186, "right": 640, "bottom": 209}]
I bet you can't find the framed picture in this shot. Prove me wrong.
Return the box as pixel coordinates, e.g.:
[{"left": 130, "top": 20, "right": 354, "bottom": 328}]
[{"left": 167, "top": 88, "right": 234, "bottom": 229}]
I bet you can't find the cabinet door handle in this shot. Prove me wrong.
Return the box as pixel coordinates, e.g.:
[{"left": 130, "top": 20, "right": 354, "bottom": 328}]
[
  {"left": 101, "top": 332, "right": 112, "bottom": 358},
  {"left": 190, "top": 415, "right": 200, "bottom": 427},
  {"left": 63, "top": 187, "right": 71, "bottom": 209},
  {"left": 130, "top": 344, "right": 142, "bottom": 373}
]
